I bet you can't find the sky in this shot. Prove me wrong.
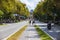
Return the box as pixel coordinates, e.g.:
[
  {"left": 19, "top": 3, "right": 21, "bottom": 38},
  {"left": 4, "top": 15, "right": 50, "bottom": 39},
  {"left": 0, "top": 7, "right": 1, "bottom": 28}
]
[{"left": 20, "top": 0, "right": 41, "bottom": 11}]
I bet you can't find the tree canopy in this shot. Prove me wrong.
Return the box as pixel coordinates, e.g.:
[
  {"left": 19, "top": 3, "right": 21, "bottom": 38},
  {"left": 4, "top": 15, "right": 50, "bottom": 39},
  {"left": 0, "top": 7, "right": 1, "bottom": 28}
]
[
  {"left": 33, "top": 0, "right": 60, "bottom": 22},
  {"left": 0, "top": 0, "right": 30, "bottom": 22}
]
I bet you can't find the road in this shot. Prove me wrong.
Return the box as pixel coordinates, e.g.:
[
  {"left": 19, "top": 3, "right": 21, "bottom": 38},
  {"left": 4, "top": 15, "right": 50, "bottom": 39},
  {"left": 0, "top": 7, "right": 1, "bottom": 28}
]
[
  {"left": 0, "top": 20, "right": 60, "bottom": 40},
  {"left": 0, "top": 21, "right": 28, "bottom": 40},
  {"left": 18, "top": 24, "right": 40, "bottom": 40},
  {"left": 34, "top": 20, "right": 60, "bottom": 40}
]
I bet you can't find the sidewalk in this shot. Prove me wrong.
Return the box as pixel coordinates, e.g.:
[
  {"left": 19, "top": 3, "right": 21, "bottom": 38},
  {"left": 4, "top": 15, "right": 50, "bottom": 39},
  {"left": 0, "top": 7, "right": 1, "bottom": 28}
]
[
  {"left": 18, "top": 24, "right": 40, "bottom": 40},
  {"left": 39, "top": 24, "right": 60, "bottom": 40}
]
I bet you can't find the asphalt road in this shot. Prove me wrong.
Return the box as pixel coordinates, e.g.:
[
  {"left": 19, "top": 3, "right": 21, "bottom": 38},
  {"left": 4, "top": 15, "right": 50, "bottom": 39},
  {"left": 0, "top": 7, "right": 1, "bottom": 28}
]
[
  {"left": 34, "top": 20, "right": 60, "bottom": 40},
  {"left": 0, "top": 21, "right": 28, "bottom": 40}
]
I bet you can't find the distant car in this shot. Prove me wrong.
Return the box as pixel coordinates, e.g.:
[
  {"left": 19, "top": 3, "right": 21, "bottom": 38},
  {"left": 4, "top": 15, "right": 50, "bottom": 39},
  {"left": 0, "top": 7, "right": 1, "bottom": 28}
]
[{"left": 20, "top": 16, "right": 26, "bottom": 20}]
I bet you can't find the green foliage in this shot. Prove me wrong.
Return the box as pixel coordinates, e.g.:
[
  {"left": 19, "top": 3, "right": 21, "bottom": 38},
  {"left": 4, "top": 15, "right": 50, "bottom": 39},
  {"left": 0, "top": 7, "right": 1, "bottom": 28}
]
[
  {"left": 0, "top": 10, "right": 4, "bottom": 16},
  {"left": 33, "top": 0, "right": 60, "bottom": 22},
  {"left": 34, "top": 25, "right": 52, "bottom": 40},
  {"left": 0, "top": 10, "right": 4, "bottom": 19},
  {"left": 0, "top": 0, "right": 30, "bottom": 22}
]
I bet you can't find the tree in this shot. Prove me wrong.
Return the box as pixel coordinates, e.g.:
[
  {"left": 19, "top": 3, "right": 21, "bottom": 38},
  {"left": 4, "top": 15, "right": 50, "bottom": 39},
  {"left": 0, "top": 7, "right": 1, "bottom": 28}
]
[
  {"left": 0, "top": 0, "right": 30, "bottom": 23},
  {"left": 33, "top": 0, "right": 56, "bottom": 22},
  {"left": 0, "top": 10, "right": 4, "bottom": 24},
  {"left": 0, "top": 10, "right": 4, "bottom": 19}
]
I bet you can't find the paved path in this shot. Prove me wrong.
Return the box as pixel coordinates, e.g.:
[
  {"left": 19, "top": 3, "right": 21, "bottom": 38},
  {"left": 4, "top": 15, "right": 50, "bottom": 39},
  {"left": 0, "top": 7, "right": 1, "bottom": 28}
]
[
  {"left": 34, "top": 21, "right": 60, "bottom": 40},
  {"left": 0, "top": 21, "right": 28, "bottom": 40},
  {"left": 18, "top": 24, "right": 40, "bottom": 40}
]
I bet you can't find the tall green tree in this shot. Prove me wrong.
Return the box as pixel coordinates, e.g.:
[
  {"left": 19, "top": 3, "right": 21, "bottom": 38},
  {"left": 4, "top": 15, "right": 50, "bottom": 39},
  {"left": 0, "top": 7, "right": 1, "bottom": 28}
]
[
  {"left": 0, "top": 0, "right": 30, "bottom": 21},
  {"left": 33, "top": 0, "right": 58, "bottom": 22}
]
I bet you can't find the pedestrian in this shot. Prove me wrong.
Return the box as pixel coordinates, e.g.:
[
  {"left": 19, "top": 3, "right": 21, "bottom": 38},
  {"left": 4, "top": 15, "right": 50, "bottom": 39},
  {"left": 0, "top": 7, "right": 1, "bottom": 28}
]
[
  {"left": 29, "top": 20, "right": 31, "bottom": 23},
  {"left": 33, "top": 20, "right": 35, "bottom": 23},
  {"left": 47, "top": 21, "right": 51, "bottom": 30},
  {"left": 32, "top": 20, "right": 35, "bottom": 24}
]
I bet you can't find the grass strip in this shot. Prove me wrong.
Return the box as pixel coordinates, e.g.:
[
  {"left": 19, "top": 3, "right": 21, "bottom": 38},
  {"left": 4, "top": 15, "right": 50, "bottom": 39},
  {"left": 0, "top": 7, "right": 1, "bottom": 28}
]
[
  {"left": 34, "top": 25, "right": 52, "bottom": 40},
  {"left": 7, "top": 25, "right": 27, "bottom": 40}
]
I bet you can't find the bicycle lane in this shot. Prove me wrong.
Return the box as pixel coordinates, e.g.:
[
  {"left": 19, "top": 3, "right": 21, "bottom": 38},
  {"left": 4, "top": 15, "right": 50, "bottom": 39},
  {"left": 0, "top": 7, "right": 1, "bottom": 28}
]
[{"left": 18, "top": 24, "right": 40, "bottom": 40}]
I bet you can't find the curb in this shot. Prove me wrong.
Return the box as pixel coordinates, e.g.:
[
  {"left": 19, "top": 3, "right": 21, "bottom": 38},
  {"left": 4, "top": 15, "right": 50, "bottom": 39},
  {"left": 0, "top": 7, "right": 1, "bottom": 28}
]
[{"left": 39, "top": 26, "right": 55, "bottom": 40}]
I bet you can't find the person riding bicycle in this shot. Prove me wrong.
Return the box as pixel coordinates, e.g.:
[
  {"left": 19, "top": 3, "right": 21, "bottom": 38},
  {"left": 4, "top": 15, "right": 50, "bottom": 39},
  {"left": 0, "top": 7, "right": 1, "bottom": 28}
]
[{"left": 47, "top": 21, "right": 51, "bottom": 30}]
